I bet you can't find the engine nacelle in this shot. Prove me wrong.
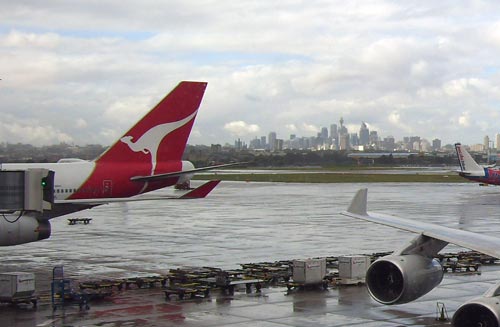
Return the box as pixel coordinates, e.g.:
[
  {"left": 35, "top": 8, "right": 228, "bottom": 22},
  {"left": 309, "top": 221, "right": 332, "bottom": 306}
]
[
  {"left": 366, "top": 254, "right": 443, "bottom": 305},
  {"left": 452, "top": 285, "right": 500, "bottom": 327},
  {"left": 0, "top": 215, "right": 51, "bottom": 246}
]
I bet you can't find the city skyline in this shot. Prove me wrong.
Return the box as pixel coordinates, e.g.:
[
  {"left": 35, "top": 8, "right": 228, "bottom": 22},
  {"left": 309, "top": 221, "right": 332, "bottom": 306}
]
[{"left": 232, "top": 116, "right": 500, "bottom": 153}]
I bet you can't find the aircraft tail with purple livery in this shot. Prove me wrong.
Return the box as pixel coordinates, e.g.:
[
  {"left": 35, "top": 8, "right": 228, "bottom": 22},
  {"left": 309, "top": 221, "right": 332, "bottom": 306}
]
[{"left": 455, "top": 142, "right": 500, "bottom": 185}]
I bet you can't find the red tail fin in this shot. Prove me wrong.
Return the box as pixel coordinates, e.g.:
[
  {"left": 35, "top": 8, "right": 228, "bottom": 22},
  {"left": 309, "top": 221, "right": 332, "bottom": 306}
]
[{"left": 96, "top": 81, "right": 207, "bottom": 166}]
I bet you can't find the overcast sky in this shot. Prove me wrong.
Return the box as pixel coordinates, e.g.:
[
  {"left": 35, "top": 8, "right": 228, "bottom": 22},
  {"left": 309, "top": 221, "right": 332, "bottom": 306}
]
[{"left": 2, "top": 1, "right": 500, "bottom": 147}]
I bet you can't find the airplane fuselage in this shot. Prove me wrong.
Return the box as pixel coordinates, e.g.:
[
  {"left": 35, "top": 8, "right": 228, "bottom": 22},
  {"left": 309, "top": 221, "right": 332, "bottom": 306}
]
[
  {"left": 2, "top": 160, "right": 194, "bottom": 202},
  {"left": 461, "top": 168, "right": 500, "bottom": 185}
]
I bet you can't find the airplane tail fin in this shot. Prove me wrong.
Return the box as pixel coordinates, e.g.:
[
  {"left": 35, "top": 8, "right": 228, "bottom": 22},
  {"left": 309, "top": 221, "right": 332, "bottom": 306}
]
[
  {"left": 455, "top": 143, "right": 484, "bottom": 174},
  {"left": 96, "top": 81, "right": 207, "bottom": 165}
]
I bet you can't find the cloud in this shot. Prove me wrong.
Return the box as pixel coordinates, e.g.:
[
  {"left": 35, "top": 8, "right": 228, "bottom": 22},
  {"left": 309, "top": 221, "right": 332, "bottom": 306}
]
[
  {"left": 75, "top": 118, "right": 88, "bottom": 129},
  {"left": 223, "top": 121, "right": 260, "bottom": 136},
  {"left": 0, "top": 115, "right": 73, "bottom": 145},
  {"left": 3, "top": 2, "right": 500, "bottom": 147},
  {"left": 2, "top": 30, "right": 60, "bottom": 48},
  {"left": 458, "top": 112, "right": 471, "bottom": 127},
  {"left": 301, "top": 123, "right": 319, "bottom": 134},
  {"left": 388, "top": 111, "right": 401, "bottom": 125},
  {"left": 387, "top": 110, "right": 413, "bottom": 134}
]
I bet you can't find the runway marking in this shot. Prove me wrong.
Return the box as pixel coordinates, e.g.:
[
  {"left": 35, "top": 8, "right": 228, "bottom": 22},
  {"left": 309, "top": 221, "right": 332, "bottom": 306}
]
[{"left": 37, "top": 319, "right": 58, "bottom": 327}]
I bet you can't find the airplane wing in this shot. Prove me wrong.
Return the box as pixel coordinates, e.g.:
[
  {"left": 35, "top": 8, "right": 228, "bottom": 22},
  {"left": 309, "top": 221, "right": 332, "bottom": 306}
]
[
  {"left": 56, "top": 180, "right": 221, "bottom": 206},
  {"left": 130, "top": 163, "right": 245, "bottom": 182},
  {"left": 340, "top": 188, "right": 500, "bottom": 259}
]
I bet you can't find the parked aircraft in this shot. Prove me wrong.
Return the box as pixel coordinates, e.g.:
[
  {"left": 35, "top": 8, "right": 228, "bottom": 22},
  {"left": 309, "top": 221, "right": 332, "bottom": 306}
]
[
  {"left": 342, "top": 188, "right": 500, "bottom": 327},
  {"left": 0, "top": 81, "right": 229, "bottom": 246},
  {"left": 455, "top": 142, "right": 500, "bottom": 185}
]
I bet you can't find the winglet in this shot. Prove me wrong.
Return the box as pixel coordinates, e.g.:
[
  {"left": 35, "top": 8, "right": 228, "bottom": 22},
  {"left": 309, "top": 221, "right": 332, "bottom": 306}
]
[
  {"left": 180, "top": 180, "right": 221, "bottom": 199},
  {"left": 347, "top": 188, "right": 368, "bottom": 215}
]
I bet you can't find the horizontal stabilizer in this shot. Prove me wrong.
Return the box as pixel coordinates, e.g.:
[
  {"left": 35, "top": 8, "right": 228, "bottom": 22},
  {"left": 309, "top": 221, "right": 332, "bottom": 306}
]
[
  {"left": 56, "top": 180, "right": 221, "bottom": 205},
  {"left": 130, "top": 162, "right": 246, "bottom": 182},
  {"left": 180, "top": 180, "right": 221, "bottom": 199}
]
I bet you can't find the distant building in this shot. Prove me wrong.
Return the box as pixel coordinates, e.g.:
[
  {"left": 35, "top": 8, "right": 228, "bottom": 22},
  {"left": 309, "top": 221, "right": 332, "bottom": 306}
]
[
  {"left": 339, "top": 117, "right": 348, "bottom": 136},
  {"left": 359, "top": 122, "right": 369, "bottom": 146},
  {"left": 235, "top": 139, "right": 240, "bottom": 150},
  {"left": 432, "top": 138, "right": 441, "bottom": 151},
  {"left": 276, "top": 139, "right": 284, "bottom": 151},
  {"left": 339, "top": 133, "right": 350, "bottom": 150},
  {"left": 249, "top": 137, "right": 261, "bottom": 149},
  {"left": 211, "top": 144, "right": 222, "bottom": 153},
  {"left": 470, "top": 144, "right": 485, "bottom": 152},
  {"left": 338, "top": 117, "right": 349, "bottom": 150},
  {"left": 382, "top": 136, "right": 395, "bottom": 151},
  {"left": 320, "top": 127, "right": 328, "bottom": 140},
  {"left": 369, "top": 131, "right": 379, "bottom": 148},
  {"left": 268, "top": 132, "right": 277, "bottom": 151},
  {"left": 404, "top": 136, "right": 420, "bottom": 151},
  {"left": 484, "top": 135, "right": 490, "bottom": 150},
  {"left": 350, "top": 133, "right": 359, "bottom": 147},
  {"left": 330, "top": 124, "right": 338, "bottom": 149}
]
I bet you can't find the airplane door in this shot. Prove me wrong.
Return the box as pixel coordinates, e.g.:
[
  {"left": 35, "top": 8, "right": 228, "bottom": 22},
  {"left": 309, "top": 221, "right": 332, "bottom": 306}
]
[{"left": 103, "top": 180, "right": 112, "bottom": 197}]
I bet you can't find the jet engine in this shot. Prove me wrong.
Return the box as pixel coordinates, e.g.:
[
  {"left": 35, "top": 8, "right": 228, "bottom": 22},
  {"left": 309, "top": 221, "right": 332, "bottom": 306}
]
[
  {"left": 452, "top": 284, "right": 500, "bottom": 327},
  {"left": 0, "top": 215, "right": 51, "bottom": 246},
  {"left": 366, "top": 254, "right": 443, "bottom": 305}
]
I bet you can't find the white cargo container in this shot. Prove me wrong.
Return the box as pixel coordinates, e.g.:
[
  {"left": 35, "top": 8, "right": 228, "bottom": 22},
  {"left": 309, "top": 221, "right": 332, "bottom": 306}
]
[
  {"left": 0, "top": 272, "right": 35, "bottom": 300},
  {"left": 338, "top": 255, "right": 370, "bottom": 284},
  {"left": 292, "top": 258, "right": 326, "bottom": 284}
]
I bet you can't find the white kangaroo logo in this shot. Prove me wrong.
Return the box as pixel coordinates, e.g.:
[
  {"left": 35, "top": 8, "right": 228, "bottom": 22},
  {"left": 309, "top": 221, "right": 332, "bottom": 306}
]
[{"left": 120, "top": 110, "right": 197, "bottom": 175}]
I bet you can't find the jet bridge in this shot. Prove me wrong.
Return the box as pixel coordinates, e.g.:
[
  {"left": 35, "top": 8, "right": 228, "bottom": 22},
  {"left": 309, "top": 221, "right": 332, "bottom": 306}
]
[{"left": 0, "top": 169, "right": 54, "bottom": 213}]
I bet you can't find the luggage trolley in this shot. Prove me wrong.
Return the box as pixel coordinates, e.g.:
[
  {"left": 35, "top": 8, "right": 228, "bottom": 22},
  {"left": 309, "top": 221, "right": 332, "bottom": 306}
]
[{"left": 51, "top": 266, "right": 89, "bottom": 311}]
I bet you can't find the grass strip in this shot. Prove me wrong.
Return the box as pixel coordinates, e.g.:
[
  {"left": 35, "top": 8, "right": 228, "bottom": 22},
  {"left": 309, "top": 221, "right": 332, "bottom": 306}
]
[{"left": 193, "top": 173, "right": 467, "bottom": 183}]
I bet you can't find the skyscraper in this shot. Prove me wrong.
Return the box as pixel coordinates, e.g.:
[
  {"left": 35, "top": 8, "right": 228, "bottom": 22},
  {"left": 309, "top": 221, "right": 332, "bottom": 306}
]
[
  {"left": 320, "top": 127, "right": 328, "bottom": 140},
  {"left": 268, "top": 132, "right": 277, "bottom": 151},
  {"left": 330, "top": 124, "right": 338, "bottom": 149},
  {"left": 338, "top": 117, "right": 349, "bottom": 150},
  {"left": 484, "top": 135, "right": 490, "bottom": 150},
  {"left": 260, "top": 136, "right": 267, "bottom": 149},
  {"left": 359, "top": 122, "right": 369, "bottom": 146}
]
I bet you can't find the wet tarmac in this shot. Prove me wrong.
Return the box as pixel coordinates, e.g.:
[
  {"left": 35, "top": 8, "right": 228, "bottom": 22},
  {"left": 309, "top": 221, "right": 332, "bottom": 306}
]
[{"left": 3, "top": 181, "right": 500, "bottom": 326}]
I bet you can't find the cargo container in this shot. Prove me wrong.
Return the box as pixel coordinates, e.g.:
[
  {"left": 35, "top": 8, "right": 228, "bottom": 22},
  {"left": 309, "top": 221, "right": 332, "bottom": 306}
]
[
  {"left": 0, "top": 272, "right": 35, "bottom": 301},
  {"left": 292, "top": 258, "right": 326, "bottom": 284},
  {"left": 337, "top": 255, "right": 370, "bottom": 284}
]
